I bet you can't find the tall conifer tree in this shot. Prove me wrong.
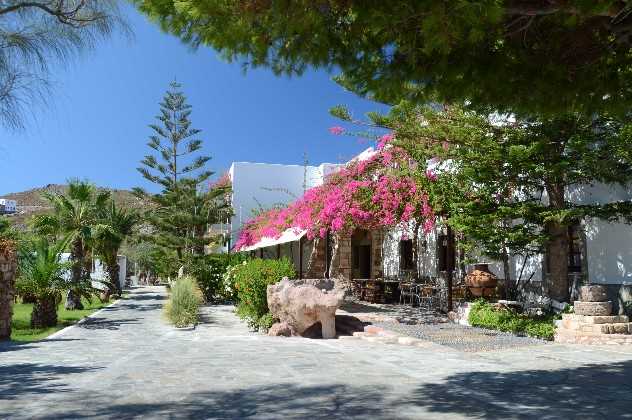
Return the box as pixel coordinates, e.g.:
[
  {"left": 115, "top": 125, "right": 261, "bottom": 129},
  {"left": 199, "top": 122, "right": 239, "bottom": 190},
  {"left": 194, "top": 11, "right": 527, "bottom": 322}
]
[{"left": 136, "top": 81, "right": 212, "bottom": 260}]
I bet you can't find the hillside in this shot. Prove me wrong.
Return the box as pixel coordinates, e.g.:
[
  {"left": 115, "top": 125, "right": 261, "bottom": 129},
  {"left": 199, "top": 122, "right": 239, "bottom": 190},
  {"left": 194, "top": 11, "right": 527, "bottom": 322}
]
[{"left": 0, "top": 184, "right": 148, "bottom": 226}]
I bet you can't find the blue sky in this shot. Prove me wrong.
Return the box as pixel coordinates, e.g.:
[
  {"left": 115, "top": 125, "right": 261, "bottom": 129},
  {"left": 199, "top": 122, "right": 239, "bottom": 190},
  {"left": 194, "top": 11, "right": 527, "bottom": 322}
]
[{"left": 0, "top": 4, "right": 388, "bottom": 195}]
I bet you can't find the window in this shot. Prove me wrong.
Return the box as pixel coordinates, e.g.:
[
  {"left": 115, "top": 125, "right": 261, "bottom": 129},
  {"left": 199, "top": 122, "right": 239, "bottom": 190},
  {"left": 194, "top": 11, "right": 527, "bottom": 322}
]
[{"left": 400, "top": 239, "right": 414, "bottom": 270}]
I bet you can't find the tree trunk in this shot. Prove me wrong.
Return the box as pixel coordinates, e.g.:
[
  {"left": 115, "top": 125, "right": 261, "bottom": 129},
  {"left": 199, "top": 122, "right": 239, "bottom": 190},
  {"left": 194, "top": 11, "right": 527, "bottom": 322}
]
[
  {"left": 411, "top": 220, "right": 421, "bottom": 278},
  {"left": 546, "top": 221, "right": 569, "bottom": 302},
  {"left": 327, "top": 234, "right": 339, "bottom": 279},
  {"left": 0, "top": 247, "right": 17, "bottom": 340},
  {"left": 501, "top": 251, "right": 512, "bottom": 300},
  {"left": 31, "top": 295, "right": 58, "bottom": 328},
  {"left": 107, "top": 262, "right": 121, "bottom": 297},
  {"left": 65, "top": 290, "right": 84, "bottom": 310},
  {"left": 66, "top": 238, "right": 85, "bottom": 310},
  {"left": 193, "top": 225, "right": 206, "bottom": 256},
  {"left": 546, "top": 182, "right": 569, "bottom": 302}
]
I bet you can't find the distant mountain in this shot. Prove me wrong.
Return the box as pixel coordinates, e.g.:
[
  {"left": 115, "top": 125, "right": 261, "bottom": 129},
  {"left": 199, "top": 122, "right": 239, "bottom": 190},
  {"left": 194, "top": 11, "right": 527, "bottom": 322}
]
[{"left": 0, "top": 184, "right": 147, "bottom": 226}]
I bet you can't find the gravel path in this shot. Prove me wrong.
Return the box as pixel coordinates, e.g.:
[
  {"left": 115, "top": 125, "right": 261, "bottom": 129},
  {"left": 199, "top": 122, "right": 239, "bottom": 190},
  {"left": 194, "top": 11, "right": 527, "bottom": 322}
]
[{"left": 373, "top": 321, "right": 547, "bottom": 352}]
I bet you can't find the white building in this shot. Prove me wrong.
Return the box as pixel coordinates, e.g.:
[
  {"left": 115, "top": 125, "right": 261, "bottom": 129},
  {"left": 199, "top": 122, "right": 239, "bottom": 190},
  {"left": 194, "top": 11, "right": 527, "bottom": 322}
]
[
  {"left": 231, "top": 149, "right": 632, "bottom": 313},
  {"left": 61, "top": 253, "right": 128, "bottom": 292},
  {"left": 0, "top": 199, "right": 17, "bottom": 214},
  {"left": 227, "top": 160, "right": 343, "bottom": 249}
]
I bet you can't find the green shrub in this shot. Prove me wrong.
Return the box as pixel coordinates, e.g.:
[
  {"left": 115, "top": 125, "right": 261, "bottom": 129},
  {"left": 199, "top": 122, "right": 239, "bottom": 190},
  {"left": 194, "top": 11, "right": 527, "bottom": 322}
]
[
  {"left": 184, "top": 253, "right": 248, "bottom": 302},
  {"left": 468, "top": 299, "right": 556, "bottom": 340},
  {"left": 164, "top": 276, "right": 204, "bottom": 327},
  {"left": 232, "top": 258, "right": 295, "bottom": 329}
]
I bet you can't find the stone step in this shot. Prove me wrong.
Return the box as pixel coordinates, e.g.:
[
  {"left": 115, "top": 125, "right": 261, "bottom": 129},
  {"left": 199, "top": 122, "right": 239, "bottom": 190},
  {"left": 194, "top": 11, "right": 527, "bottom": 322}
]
[
  {"left": 364, "top": 335, "right": 398, "bottom": 344},
  {"left": 561, "top": 321, "right": 632, "bottom": 334},
  {"left": 573, "top": 301, "right": 613, "bottom": 316},
  {"left": 555, "top": 329, "right": 632, "bottom": 345},
  {"left": 363, "top": 325, "right": 384, "bottom": 335},
  {"left": 562, "top": 314, "right": 629, "bottom": 324},
  {"left": 597, "top": 323, "right": 632, "bottom": 335}
]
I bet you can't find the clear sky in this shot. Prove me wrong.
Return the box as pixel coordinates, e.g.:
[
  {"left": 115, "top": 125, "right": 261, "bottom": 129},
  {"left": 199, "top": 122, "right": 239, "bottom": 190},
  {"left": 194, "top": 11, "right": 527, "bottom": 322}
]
[{"left": 0, "top": 4, "right": 388, "bottom": 195}]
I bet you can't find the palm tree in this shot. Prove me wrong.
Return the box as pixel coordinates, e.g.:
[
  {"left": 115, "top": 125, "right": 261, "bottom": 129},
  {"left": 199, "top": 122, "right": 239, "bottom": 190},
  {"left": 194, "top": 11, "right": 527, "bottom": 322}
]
[
  {"left": 17, "top": 237, "right": 71, "bottom": 328},
  {"left": 34, "top": 180, "right": 110, "bottom": 309},
  {"left": 93, "top": 201, "right": 139, "bottom": 298}
]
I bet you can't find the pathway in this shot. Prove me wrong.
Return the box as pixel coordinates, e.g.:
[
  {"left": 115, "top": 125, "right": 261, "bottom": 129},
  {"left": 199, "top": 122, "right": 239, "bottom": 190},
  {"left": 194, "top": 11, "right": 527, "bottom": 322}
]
[{"left": 1, "top": 286, "right": 632, "bottom": 419}]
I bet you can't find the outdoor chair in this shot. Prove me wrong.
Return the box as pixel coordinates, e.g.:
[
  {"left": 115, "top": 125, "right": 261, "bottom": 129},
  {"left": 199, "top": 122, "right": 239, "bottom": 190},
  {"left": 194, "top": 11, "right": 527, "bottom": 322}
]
[
  {"left": 417, "top": 284, "right": 437, "bottom": 311},
  {"left": 399, "top": 282, "right": 417, "bottom": 305}
]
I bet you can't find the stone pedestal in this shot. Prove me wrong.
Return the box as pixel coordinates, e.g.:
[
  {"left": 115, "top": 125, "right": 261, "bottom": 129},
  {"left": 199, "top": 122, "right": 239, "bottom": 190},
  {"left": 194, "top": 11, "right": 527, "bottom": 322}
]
[
  {"left": 555, "top": 284, "right": 632, "bottom": 345},
  {"left": 0, "top": 245, "right": 17, "bottom": 341}
]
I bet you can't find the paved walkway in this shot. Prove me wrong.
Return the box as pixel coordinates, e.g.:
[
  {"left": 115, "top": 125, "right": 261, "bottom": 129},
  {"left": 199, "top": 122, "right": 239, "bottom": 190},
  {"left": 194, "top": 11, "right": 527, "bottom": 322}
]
[{"left": 1, "top": 286, "right": 632, "bottom": 419}]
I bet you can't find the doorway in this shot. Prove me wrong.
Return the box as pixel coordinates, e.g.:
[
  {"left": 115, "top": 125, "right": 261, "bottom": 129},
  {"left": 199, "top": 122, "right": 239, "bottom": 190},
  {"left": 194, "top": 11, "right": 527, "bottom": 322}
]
[{"left": 352, "top": 229, "right": 372, "bottom": 278}]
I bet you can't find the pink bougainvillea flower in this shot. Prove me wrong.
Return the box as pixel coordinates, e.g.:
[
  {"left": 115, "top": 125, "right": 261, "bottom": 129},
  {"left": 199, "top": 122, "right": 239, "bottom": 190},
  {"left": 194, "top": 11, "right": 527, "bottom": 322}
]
[
  {"left": 233, "top": 144, "right": 436, "bottom": 251},
  {"left": 423, "top": 218, "right": 435, "bottom": 234},
  {"left": 376, "top": 132, "right": 394, "bottom": 150},
  {"left": 328, "top": 126, "right": 345, "bottom": 135}
]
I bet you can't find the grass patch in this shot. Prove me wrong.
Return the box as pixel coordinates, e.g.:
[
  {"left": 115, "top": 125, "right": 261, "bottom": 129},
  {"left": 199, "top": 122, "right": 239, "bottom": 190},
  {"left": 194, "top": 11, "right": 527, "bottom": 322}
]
[
  {"left": 468, "top": 299, "right": 556, "bottom": 340},
  {"left": 10, "top": 296, "right": 113, "bottom": 342}
]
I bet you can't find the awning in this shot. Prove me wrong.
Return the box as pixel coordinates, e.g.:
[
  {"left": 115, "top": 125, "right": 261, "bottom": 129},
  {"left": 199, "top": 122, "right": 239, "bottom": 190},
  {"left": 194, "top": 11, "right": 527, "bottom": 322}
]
[{"left": 241, "top": 228, "right": 307, "bottom": 252}]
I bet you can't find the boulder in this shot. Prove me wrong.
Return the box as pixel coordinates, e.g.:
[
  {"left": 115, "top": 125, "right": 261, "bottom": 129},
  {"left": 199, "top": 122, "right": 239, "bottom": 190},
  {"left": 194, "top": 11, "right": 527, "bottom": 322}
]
[
  {"left": 267, "top": 278, "right": 344, "bottom": 339},
  {"left": 268, "top": 321, "right": 297, "bottom": 337},
  {"left": 580, "top": 285, "right": 608, "bottom": 302}
]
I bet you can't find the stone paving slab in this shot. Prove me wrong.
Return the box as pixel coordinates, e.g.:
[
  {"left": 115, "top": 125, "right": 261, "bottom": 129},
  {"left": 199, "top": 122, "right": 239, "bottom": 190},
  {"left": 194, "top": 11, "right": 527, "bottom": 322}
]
[{"left": 1, "top": 286, "right": 632, "bottom": 419}]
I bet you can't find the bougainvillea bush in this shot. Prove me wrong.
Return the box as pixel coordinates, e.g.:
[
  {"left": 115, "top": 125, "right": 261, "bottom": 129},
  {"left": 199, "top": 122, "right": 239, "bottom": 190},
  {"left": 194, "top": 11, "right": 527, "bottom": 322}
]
[{"left": 234, "top": 137, "right": 436, "bottom": 251}]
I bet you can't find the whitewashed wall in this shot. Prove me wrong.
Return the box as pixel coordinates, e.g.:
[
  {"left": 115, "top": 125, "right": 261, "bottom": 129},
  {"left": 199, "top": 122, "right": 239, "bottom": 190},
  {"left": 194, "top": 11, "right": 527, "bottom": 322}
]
[{"left": 568, "top": 183, "right": 632, "bottom": 285}]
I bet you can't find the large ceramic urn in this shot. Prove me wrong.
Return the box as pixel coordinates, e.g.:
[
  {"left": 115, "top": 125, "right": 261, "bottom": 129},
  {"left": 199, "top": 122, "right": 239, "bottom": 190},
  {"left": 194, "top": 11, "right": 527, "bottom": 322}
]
[{"left": 465, "top": 263, "right": 498, "bottom": 297}]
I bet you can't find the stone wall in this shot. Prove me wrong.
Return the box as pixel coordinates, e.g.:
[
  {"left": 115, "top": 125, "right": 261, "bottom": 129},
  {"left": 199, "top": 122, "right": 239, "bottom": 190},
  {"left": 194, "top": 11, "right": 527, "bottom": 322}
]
[
  {"left": 0, "top": 243, "right": 17, "bottom": 340},
  {"left": 304, "top": 238, "right": 326, "bottom": 279}
]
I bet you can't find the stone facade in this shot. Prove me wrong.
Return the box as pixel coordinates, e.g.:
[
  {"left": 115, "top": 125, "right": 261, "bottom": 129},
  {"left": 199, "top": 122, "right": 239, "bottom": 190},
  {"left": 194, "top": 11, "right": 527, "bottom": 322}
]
[
  {"left": 0, "top": 243, "right": 17, "bottom": 340},
  {"left": 304, "top": 229, "right": 385, "bottom": 283}
]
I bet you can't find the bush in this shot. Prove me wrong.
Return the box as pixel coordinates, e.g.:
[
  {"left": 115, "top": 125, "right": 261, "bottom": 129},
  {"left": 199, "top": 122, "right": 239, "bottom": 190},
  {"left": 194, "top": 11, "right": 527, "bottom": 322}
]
[
  {"left": 184, "top": 253, "right": 248, "bottom": 302},
  {"left": 468, "top": 299, "right": 556, "bottom": 340},
  {"left": 164, "top": 276, "right": 204, "bottom": 327},
  {"left": 232, "top": 258, "right": 295, "bottom": 329}
]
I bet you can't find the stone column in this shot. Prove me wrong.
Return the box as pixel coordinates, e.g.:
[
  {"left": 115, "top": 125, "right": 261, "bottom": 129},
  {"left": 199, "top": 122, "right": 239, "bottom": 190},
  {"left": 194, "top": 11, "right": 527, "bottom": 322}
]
[
  {"left": 334, "top": 235, "right": 352, "bottom": 281},
  {"left": 0, "top": 243, "right": 17, "bottom": 341}
]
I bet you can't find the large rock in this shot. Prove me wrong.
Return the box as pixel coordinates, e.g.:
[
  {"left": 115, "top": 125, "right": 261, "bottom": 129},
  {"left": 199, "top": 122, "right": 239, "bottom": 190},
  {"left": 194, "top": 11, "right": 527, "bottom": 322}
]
[
  {"left": 268, "top": 321, "right": 297, "bottom": 337},
  {"left": 267, "top": 278, "right": 344, "bottom": 339},
  {"left": 574, "top": 301, "right": 613, "bottom": 316},
  {"left": 580, "top": 285, "right": 608, "bottom": 302}
]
